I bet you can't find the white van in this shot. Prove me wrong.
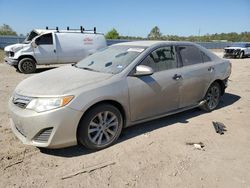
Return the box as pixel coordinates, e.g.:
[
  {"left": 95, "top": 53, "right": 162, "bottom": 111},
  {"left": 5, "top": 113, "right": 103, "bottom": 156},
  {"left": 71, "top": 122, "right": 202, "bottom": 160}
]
[{"left": 4, "top": 27, "right": 107, "bottom": 73}]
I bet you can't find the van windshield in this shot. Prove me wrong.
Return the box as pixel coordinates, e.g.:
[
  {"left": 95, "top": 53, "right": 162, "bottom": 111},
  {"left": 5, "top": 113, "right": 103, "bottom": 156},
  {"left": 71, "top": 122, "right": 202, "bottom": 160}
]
[
  {"left": 76, "top": 46, "right": 145, "bottom": 74},
  {"left": 23, "top": 31, "right": 39, "bottom": 44}
]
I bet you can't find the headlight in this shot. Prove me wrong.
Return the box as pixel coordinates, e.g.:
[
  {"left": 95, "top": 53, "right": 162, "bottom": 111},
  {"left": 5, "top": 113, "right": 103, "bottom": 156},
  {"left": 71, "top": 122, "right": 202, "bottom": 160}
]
[{"left": 26, "top": 96, "right": 74, "bottom": 112}]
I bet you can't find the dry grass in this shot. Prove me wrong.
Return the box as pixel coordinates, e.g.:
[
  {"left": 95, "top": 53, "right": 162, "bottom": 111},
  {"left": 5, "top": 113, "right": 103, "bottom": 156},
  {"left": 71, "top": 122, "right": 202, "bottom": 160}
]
[{"left": 0, "top": 49, "right": 4, "bottom": 63}]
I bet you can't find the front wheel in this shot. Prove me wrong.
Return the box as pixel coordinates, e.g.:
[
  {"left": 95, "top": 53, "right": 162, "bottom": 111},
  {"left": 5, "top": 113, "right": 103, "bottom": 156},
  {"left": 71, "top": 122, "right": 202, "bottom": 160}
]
[
  {"left": 18, "top": 58, "right": 36, "bottom": 74},
  {"left": 200, "top": 82, "right": 221, "bottom": 112},
  {"left": 77, "top": 104, "right": 123, "bottom": 150}
]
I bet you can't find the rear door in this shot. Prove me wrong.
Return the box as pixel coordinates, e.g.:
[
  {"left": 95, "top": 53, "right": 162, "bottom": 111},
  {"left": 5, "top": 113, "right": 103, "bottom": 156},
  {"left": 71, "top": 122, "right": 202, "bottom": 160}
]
[
  {"left": 127, "top": 45, "right": 181, "bottom": 121},
  {"left": 177, "top": 45, "right": 215, "bottom": 108},
  {"left": 33, "top": 33, "right": 57, "bottom": 64}
]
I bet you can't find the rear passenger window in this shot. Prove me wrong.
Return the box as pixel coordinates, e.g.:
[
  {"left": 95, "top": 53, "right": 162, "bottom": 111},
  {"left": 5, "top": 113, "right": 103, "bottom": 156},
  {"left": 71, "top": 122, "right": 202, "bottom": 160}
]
[
  {"left": 36, "top": 33, "right": 53, "bottom": 45},
  {"left": 201, "top": 51, "right": 211, "bottom": 62},
  {"left": 178, "top": 45, "right": 203, "bottom": 66},
  {"left": 141, "top": 46, "right": 177, "bottom": 72}
]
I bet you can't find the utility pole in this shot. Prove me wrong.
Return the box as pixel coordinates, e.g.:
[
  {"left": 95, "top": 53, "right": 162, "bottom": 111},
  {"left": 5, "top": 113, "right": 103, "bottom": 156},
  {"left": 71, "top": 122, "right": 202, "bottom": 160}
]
[{"left": 198, "top": 27, "right": 201, "bottom": 42}]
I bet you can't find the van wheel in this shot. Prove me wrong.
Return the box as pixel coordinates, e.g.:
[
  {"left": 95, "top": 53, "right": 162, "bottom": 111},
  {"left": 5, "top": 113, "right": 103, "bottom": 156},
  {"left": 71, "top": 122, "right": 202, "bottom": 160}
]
[
  {"left": 77, "top": 104, "right": 123, "bottom": 150},
  {"left": 18, "top": 58, "right": 36, "bottom": 74},
  {"left": 200, "top": 82, "right": 221, "bottom": 112}
]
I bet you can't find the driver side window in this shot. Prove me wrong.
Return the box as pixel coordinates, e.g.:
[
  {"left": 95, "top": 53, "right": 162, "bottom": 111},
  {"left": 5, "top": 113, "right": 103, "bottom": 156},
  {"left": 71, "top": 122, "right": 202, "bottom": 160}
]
[
  {"left": 141, "top": 46, "right": 177, "bottom": 72},
  {"left": 36, "top": 33, "right": 53, "bottom": 45}
]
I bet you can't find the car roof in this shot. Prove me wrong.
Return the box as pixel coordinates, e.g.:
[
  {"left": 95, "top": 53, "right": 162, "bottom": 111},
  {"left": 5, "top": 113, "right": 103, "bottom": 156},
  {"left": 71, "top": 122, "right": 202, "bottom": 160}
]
[{"left": 113, "top": 40, "right": 194, "bottom": 47}]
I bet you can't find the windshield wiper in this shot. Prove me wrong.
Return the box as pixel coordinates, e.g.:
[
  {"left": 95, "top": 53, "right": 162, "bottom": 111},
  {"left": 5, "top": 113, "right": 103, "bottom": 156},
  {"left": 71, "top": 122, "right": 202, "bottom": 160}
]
[{"left": 78, "top": 67, "right": 100, "bottom": 72}]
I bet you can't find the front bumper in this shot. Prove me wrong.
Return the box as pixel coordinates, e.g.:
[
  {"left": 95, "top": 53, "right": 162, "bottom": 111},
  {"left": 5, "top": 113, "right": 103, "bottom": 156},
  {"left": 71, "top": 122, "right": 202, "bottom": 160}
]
[
  {"left": 4, "top": 57, "right": 18, "bottom": 66},
  {"left": 9, "top": 99, "right": 83, "bottom": 148},
  {"left": 223, "top": 49, "right": 240, "bottom": 57}
]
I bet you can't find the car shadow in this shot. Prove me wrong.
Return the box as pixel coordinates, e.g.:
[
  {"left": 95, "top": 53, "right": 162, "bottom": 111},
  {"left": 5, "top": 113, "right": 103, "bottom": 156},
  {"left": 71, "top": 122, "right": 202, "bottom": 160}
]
[
  {"left": 39, "top": 92, "right": 240, "bottom": 157},
  {"left": 35, "top": 67, "right": 57, "bottom": 73}
]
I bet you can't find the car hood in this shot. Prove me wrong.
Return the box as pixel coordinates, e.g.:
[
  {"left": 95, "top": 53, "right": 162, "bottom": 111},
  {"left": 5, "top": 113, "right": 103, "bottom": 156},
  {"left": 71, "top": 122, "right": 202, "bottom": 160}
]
[
  {"left": 4, "top": 43, "right": 29, "bottom": 52},
  {"left": 15, "top": 65, "right": 113, "bottom": 96},
  {"left": 224, "top": 47, "right": 244, "bottom": 50}
]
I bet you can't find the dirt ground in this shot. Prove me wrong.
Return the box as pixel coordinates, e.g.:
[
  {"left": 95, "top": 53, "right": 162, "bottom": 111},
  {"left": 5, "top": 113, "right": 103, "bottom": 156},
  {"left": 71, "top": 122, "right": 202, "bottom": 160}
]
[{"left": 0, "top": 51, "right": 250, "bottom": 188}]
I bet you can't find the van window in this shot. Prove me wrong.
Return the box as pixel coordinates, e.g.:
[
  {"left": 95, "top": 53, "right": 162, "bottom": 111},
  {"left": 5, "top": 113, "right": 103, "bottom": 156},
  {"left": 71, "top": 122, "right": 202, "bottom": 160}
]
[
  {"left": 178, "top": 45, "right": 203, "bottom": 66},
  {"left": 141, "top": 46, "right": 177, "bottom": 72},
  {"left": 23, "top": 31, "right": 39, "bottom": 44},
  {"left": 36, "top": 33, "right": 53, "bottom": 45}
]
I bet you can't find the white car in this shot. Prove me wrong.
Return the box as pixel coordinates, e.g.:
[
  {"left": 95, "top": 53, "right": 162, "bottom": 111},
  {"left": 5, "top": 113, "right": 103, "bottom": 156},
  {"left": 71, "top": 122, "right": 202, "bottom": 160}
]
[
  {"left": 4, "top": 27, "right": 107, "bottom": 73},
  {"left": 224, "top": 43, "right": 250, "bottom": 59}
]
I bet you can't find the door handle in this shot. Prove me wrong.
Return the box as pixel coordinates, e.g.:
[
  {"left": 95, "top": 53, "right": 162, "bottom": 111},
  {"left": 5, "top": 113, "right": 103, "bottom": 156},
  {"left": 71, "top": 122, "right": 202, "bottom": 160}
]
[
  {"left": 54, "top": 49, "right": 56, "bottom": 53},
  {"left": 208, "top": 66, "right": 214, "bottom": 72},
  {"left": 172, "top": 74, "right": 182, "bottom": 80}
]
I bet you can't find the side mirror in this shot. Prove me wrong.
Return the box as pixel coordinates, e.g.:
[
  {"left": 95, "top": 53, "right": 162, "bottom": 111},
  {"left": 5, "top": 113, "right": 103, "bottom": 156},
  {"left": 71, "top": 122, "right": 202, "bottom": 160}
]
[
  {"left": 31, "top": 41, "right": 37, "bottom": 48},
  {"left": 133, "top": 65, "right": 154, "bottom": 76}
]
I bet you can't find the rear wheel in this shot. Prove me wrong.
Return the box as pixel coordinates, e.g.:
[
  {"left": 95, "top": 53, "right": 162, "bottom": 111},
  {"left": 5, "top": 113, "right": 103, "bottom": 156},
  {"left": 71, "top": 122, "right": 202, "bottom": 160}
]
[
  {"left": 18, "top": 58, "right": 36, "bottom": 74},
  {"left": 200, "top": 82, "right": 221, "bottom": 112},
  {"left": 77, "top": 104, "right": 123, "bottom": 150}
]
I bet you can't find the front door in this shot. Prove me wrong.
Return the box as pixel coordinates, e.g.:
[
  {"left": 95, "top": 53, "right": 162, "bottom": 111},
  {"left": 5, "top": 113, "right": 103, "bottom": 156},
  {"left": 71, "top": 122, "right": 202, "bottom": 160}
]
[
  {"left": 127, "top": 46, "right": 181, "bottom": 122},
  {"left": 33, "top": 33, "right": 57, "bottom": 64}
]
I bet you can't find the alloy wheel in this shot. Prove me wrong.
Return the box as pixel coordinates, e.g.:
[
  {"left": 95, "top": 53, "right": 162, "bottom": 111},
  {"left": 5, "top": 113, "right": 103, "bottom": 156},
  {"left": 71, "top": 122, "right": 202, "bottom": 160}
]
[
  {"left": 206, "top": 85, "right": 220, "bottom": 110},
  {"left": 88, "top": 111, "right": 119, "bottom": 146}
]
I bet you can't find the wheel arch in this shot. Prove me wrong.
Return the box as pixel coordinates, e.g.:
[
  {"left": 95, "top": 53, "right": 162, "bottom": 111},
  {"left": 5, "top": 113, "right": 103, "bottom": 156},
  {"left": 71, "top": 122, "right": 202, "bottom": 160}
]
[
  {"left": 210, "top": 79, "right": 226, "bottom": 96},
  {"left": 77, "top": 100, "right": 127, "bottom": 132},
  {"left": 18, "top": 55, "right": 37, "bottom": 64}
]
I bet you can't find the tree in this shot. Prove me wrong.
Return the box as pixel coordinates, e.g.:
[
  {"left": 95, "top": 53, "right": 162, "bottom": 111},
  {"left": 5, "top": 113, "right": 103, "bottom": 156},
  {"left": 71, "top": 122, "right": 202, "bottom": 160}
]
[
  {"left": 0, "top": 24, "right": 17, "bottom": 36},
  {"left": 147, "top": 26, "right": 162, "bottom": 40},
  {"left": 105, "top": 28, "right": 119, "bottom": 39}
]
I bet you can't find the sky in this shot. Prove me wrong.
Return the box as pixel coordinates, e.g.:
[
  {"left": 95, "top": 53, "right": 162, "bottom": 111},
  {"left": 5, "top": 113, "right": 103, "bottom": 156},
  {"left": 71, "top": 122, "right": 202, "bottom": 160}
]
[{"left": 0, "top": 0, "right": 250, "bottom": 37}]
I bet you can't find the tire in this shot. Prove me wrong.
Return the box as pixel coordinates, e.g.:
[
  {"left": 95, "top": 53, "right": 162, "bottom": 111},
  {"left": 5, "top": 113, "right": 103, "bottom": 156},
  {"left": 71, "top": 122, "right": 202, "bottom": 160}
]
[
  {"left": 18, "top": 58, "right": 36, "bottom": 74},
  {"left": 239, "top": 51, "right": 244, "bottom": 59},
  {"left": 200, "top": 82, "right": 221, "bottom": 112},
  {"left": 77, "top": 104, "right": 123, "bottom": 150}
]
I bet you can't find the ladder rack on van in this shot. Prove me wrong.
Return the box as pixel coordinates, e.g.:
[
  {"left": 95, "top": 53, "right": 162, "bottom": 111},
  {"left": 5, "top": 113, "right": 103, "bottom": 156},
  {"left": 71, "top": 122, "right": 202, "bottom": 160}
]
[{"left": 45, "top": 26, "right": 97, "bottom": 34}]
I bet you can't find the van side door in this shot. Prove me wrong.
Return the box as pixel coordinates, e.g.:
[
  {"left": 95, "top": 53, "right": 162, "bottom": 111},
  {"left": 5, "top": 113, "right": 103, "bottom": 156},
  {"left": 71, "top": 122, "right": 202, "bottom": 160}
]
[
  {"left": 33, "top": 33, "right": 57, "bottom": 64},
  {"left": 177, "top": 45, "right": 215, "bottom": 108}
]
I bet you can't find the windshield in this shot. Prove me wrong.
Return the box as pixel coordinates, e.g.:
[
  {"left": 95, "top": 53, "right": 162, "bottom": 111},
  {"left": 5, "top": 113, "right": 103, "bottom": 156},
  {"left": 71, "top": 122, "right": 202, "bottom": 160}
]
[
  {"left": 76, "top": 45, "right": 145, "bottom": 74},
  {"left": 23, "top": 31, "right": 39, "bottom": 44}
]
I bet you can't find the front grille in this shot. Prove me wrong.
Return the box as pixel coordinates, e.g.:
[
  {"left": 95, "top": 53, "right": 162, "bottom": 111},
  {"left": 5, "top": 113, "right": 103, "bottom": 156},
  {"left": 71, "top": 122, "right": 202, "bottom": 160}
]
[
  {"left": 12, "top": 94, "right": 32, "bottom": 109},
  {"left": 224, "top": 49, "right": 240, "bottom": 55},
  {"left": 33, "top": 128, "right": 53, "bottom": 142},
  {"left": 5, "top": 51, "right": 14, "bottom": 57},
  {"left": 225, "top": 49, "right": 234, "bottom": 54}
]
